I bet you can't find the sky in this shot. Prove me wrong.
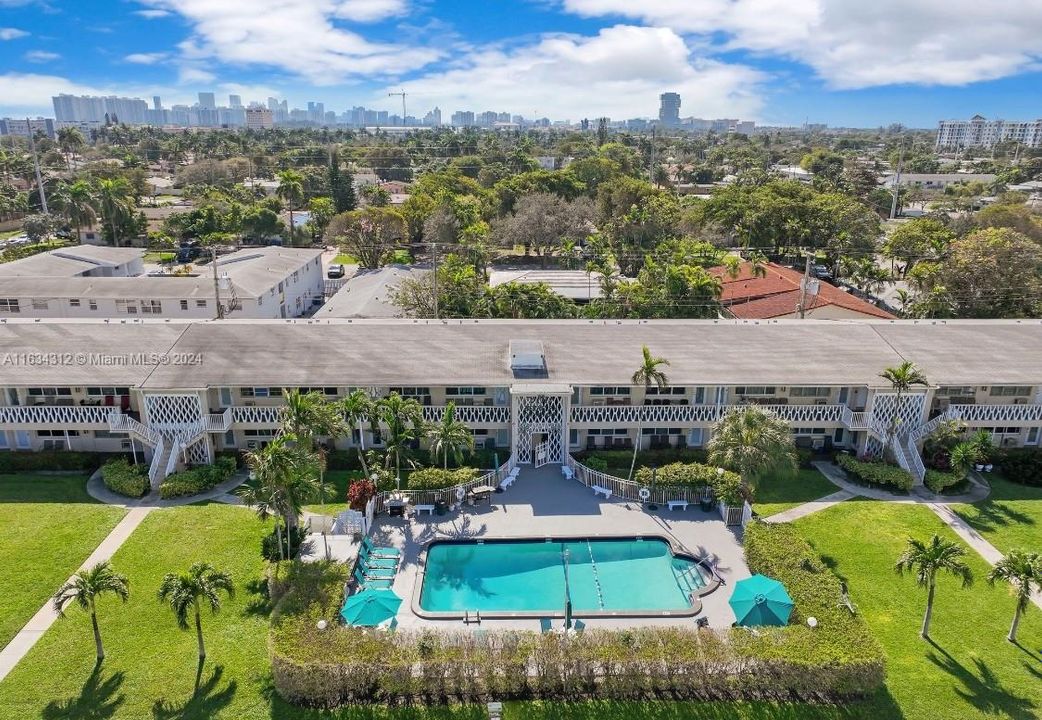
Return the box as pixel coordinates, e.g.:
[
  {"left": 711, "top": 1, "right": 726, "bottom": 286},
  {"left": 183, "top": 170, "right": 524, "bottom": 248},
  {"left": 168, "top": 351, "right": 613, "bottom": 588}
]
[{"left": 0, "top": 0, "right": 1040, "bottom": 128}]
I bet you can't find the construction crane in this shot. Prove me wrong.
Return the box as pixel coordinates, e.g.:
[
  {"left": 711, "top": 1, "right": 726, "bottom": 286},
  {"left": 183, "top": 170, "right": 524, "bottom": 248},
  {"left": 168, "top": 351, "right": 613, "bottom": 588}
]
[{"left": 388, "top": 90, "right": 407, "bottom": 124}]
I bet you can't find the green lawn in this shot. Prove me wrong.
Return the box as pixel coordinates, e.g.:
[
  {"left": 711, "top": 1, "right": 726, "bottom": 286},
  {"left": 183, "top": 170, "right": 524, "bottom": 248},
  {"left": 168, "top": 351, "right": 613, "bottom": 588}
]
[
  {"left": 303, "top": 469, "right": 365, "bottom": 514},
  {"left": 143, "top": 250, "right": 176, "bottom": 263},
  {"left": 796, "top": 500, "right": 1042, "bottom": 720},
  {"left": 0, "top": 473, "right": 126, "bottom": 648},
  {"left": 752, "top": 467, "right": 839, "bottom": 518},
  {"left": 949, "top": 474, "right": 1042, "bottom": 555},
  {"left": 332, "top": 253, "right": 358, "bottom": 265}
]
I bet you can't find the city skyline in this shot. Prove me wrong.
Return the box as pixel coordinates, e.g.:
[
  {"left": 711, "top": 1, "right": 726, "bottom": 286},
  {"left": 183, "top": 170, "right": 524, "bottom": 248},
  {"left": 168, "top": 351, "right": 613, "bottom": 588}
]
[{"left": 0, "top": 2, "right": 1041, "bottom": 127}]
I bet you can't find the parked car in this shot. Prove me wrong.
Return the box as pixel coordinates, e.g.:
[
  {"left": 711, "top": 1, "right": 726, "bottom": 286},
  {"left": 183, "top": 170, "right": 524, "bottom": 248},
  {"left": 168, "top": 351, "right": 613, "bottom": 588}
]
[
  {"left": 327, "top": 263, "right": 345, "bottom": 278},
  {"left": 176, "top": 244, "right": 202, "bottom": 263}
]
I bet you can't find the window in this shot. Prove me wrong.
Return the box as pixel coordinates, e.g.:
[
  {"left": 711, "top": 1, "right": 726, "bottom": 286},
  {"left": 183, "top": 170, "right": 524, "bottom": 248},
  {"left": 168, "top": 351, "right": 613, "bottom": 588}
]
[
  {"left": 32, "top": 299, "right": 49, "bottom": 310},
  {"left": 86, "top": 387, "right": 131, "bottom": 396},
  {"left": 88, "top": 300, "right": 98, "bottom": 311},
  {"left": 196, "top": 299, "right": 207, "bottom": 308},
  {"left": 180, "top": 300, "right": 189, "bottom": 311},
  {"left": 69, "top": 299, "right": 80, "bottom": 308},
  {"left": 298, "top": 387, "right": 338, "bottom": 396},
  {"left": 1028, "top": 427, "right": 1039, "bottom": 445},
  {"left": 645, "top": 387, "right": 686, "bottom": 396},
  {"left": 569, "top": 429, "right": 578, "bottom": 446},
  {"left": 938, "top": 386, "right": 975, "bottom": 397},
  {"left": 139, "top": 299, "right": 162, "bottom": 314},
  {"left": 989, "top": 386, "right": 1032, "bottom": 397},
  {"left": 640, "top": 427, "right": 683, "bottom": 436},
  {"left": 116, "top": 299, "right": 137, "bottom": 314},
  {"left": 793, "top": 427, "right": 827, "bottom": 435},
  {"left": 0, "top": 299, "right": 20, "bottom": 313},
  {"left": 790, "top": 387, "right": 831, "bottom": 398},
  {"left": 37, "top": 429, "right": 79, "bottom": 437},
  {"left": 389, "top": 387, "right": 431, "bottom": 403},
  {"left": 446, "top": 387, "right": 487, "bottom": 396},
  {"left": 589, "top": 386, "right": 631, "bottom": 396},
  {"left": 27, "top": 387, "right": 72, "bottom": 396},
  {"left": 735, "top": 386, "right": 776, "bottom": 396},
  {"left": 834, "top": 428, "right": 845, "bottom": 443},
  {"left": 587, "top": 428, "right": 629, "bottom": 436},
  {"left": 94, "top": 430, "right": 119, "bottom": 439},
  {"left": 292, "top": 270, "right": 299, "bottom": 281},
  {"left": 244, "top": 429, "right": 276, "bottom": 438},
  {"left": 240, "top": 387, "right": 282, "bottom": 398}
]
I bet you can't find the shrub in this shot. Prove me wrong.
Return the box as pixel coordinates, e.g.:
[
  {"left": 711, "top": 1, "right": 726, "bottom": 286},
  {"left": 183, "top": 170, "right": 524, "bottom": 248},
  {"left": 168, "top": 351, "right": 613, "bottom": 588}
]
[
  {"left": 326, "top": 450, "right": 363, "bottom": 471},
  {"left": 633, "top": 462, "right": 743, "bottom": 504},
  {"left": 584, "top": 455, "right": 609, "bottom": 472},
  {"left": 347, "top": 478, "right": 376, "bottom": 510},
  {"left": 995, "top": 447, "right": 1042, "bottom": 487},
  {"left": 262, "top": 525, "right": 308, "bottom": 562},
  {"left": 835, "top": 453, "right": 914, "bottom": 491},
  {"left": 0, "top": 450, "right": 113, "bottom": 473},
  {"left": 159, "top": 455, "right": 236, "bottom": 499},
  {"left": 406, "top": 467, "right": 477, "bottom": 491},
  {"left": 101, "top": 458, "right": 149, "bottom": 498},
  {"left": 925, "top": 468, "right": 964, "bottom": 494},
  {"left": 795, "top": 447, "right": 816, "bottom": 468}
]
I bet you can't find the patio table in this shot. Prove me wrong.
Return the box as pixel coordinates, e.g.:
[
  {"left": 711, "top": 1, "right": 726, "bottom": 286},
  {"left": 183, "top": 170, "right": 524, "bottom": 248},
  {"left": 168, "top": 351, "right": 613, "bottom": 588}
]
[{"left": 469, "top": 485, "right": 496, "bottom": 505}]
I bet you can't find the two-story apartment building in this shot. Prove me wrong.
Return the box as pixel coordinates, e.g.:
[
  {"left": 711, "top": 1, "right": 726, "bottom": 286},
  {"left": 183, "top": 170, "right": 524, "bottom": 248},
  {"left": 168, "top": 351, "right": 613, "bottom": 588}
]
[
  {"left": 0, "top": 246, "right": 324, "bottom": 319},
  {"left": 1, "top": 319, "right": 1040, "bottom": 490}
]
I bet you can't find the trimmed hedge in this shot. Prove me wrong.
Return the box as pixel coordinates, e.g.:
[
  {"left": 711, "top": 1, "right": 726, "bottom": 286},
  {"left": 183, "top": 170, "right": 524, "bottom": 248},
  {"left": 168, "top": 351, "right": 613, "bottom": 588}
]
[
  {"left": 159, "top": 455, "right": 237, "bottom": 499},
  {"left": 996, "top": 447, "right": 1042, "bottom": 487},
  {"left": 0, "top": 450, "right": 115, "bottom": 473},
  {"left": 925, "top": 468, "right": 964, "bottom": 494},
  {"left": 101, "top": 458, "right": 150, "bottom": 498},
  {"left": 633, "top": 462, "right": 744, "bottom": 505},
  {"left": 270, "top": 524, "right": 885, "bottom": 707},
  {"left": 406, "top": 467, "right": 477, "bottom": 491},
  {"left": 575, "top": 447, "right": 709, "bottom": 472},
  {"left": 835, "top": 454, "right": 914, "bottom": 491}
]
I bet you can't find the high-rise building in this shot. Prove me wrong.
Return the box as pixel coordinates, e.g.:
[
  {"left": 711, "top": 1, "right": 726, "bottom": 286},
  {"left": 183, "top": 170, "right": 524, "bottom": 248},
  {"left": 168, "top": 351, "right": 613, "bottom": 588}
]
[
  {"left": 245, "top": 107, "right": 274, "bottom": 130},
  {"left": 659, "top": 92, "right": 681, "bottom": 126},
  {"left": 152, "top": 96, "right": 162, "bottom": 111},
  {"left": 423, "top": 107, "right": 442, "bottom": 126},
  {"left": 228, "top": 94, "right": 242, "bottom": 108},
  {"left": 451, "top": 110, "right": 475, "bottom": 126},
  {"left": 198, "top": 92, "right": 216, "bottom": 109},
  {"left": 0, "top": 117, "right": 55, "bottom": 139},
  {"left": 936, "top": 115, "right": 1042, "bottom": 150}
]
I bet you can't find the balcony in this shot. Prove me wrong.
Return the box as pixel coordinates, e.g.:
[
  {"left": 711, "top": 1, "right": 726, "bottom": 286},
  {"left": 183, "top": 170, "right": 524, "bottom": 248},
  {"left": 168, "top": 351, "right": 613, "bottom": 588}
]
[
  {"left": 423, "top": 405, "right": 511, "bottom": 424},
  {"left": 570, "top": 403, "right": 847, "bottom": 425},
  {"left": 949, "top": 403, "right": 1042, "bottom": 424},
  {"left": 0, "top": 405, "right": 121, "bottom": 428}
]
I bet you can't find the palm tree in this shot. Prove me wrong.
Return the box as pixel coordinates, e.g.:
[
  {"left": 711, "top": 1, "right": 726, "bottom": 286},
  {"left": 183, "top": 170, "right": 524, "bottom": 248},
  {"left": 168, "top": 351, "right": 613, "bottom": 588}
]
[
  {"left": 426, "top": 402, "right": 474, "bottom": 469},
  {"left": 56, "top": 127, "right": 85, "bottom": 172},
  {"left": 375, "top": 393, "right": 424, "bottom": 486},
  {"left": 339, "top": 389, "right": 374, "bottom": 476},
  {"left": 280, "top": 389, "right": 343, "bottom": 449},
  {"left": 158, "top": 562, "right": 234, "bottom": 660},
  {"left": 707, "top": 406, "right": 797, "bottom": 491},
  {"left": 628, "top": 345, "right": 670, "bottom": 480},
  {"left": 276, "top": 169, "right": 304, "bottom": 241},
  {"left": 879, "top": 361, "right": 928, "bottom": 450},
  {"left": 52, "top": 561, "right": 130, "bottom": 663},
  {"left": 97, "top": 177, "right": 134, "bottom": 246},
  {"left": 987, "top": 550, "right": 1041, "bottom": 643},
  {"left": 895, "top": 534, "right": 973, "bottom": 639},
  {"left": 55, "top": 179, "right": 98, "bottom": 241}
]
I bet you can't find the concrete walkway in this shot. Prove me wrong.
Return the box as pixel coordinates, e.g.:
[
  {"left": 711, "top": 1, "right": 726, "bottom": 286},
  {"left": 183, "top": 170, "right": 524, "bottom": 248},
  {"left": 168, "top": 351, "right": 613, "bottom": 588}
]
[
  {"left": 0, "top": 506, "right": 153, "bottom": 682},
  {"left": 763, "top": 490, "right": 855, "bottom": 523},
  {"left": 85, "top": 469, "right": 248, "bottom": 508}
]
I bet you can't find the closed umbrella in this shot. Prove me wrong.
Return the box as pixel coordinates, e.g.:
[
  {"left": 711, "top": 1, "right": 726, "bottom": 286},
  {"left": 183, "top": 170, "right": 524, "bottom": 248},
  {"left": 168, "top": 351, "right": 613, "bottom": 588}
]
[
  {"left": 339, "top": 587, "right": 403, "bottom": 627},
  {"left": 728, "top": 574, "right": 794, "bottom": 627}
]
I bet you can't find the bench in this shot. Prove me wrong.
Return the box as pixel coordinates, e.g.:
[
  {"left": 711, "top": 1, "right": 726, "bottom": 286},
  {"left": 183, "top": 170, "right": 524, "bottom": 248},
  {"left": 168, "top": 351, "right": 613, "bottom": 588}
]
[
  {"left": 592, "top": 485, "right": 612, "bottom": 499},
  {"left": 499, "top": 474, "right": 515, "bottom": 489},
  {"left": 667, "top": 500, "right": 689, "bottom": 511},
  {"left": 561, "top": 466, "right": 575, "bottom": 480},
  {"left": 414, "top": 504, "right": 436, "bottom": 516}
]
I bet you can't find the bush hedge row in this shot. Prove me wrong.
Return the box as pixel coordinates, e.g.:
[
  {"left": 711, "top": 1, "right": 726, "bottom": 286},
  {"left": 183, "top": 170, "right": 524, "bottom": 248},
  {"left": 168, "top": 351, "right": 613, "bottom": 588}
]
[
  {"left": 0, "top": 450, "right": 117, "bottom": 473},
  {"left": 996, "top": 448, "right": 1042, "bottom": 487},
  {"left": 406, "top": 467, "right": 478, "bottom": 491},
  {"left": 835, "top": 454, "right": 914, "bottom": 491},
  {"left": 633, "top": 462, "right": 744, "bottom": 505},
  {"left": 270, "top": 523, "right": 885, "bottom": 707},
  {"left": 101, "top": 458, "right": 150, "bottom": 498},
  {"left": 925, "top": 468, "right": 964, "bottom": 494},
  {"left": 158, "top": 456, "right": 236, "bottom": 499}
]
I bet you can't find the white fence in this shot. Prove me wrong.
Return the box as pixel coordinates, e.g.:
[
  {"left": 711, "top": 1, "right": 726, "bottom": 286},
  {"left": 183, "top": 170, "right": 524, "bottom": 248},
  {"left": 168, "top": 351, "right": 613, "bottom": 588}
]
[
  {"left": 423, "top": 405, "right": 511, "bottom": 424},
  {"left": 949, "top": 403, "right": 1042, "bottom": 423},
  {"left": 372, "top": 455, "right": 514, "bottom": 515},
  {"left": 570, "top": 403, "right": 847, "bottom": 426},
  {"left": 0, "top": 405, "right": 119, "bottom": 426}
]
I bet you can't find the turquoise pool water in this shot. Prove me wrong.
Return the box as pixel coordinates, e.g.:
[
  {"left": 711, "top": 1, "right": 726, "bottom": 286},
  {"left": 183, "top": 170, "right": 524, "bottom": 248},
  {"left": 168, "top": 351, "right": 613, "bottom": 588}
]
[{"left": 419, "top": 537, "right": 711, "bottom": 615}]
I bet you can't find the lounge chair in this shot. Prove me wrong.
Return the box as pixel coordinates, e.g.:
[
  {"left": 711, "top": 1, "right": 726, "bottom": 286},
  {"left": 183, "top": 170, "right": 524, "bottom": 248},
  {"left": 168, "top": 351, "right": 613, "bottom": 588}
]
[
  {"left": 353, "top": 568, "right": 392, "bottom": 589},
  {"left": 359, "top": 547, "right": 397, "bottom": 570},
  {"left": 362, "top": 536, "right": 401, "bottom": 559},
  {"left": 539, "top": 617, "right": 553, "bottom": 634},
  {"left": 358, "top": 559, "right": 395, "bottom": 580}
]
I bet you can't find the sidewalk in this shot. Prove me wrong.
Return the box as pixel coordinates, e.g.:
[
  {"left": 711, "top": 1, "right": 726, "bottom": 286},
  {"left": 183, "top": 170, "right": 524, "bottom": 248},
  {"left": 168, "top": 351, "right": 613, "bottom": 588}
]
[
  {"left": 0, "top": 506, "right": 153, "bottom": 682},
  {"left": 763, "top": 490, "right": 855, "bottom": 523}
]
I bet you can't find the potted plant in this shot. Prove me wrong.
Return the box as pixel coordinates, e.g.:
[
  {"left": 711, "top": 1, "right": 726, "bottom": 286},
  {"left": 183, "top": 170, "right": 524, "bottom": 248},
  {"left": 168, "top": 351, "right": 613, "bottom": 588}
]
[{"left": 968, "top": 430, "right": 994, "bottom": 474}]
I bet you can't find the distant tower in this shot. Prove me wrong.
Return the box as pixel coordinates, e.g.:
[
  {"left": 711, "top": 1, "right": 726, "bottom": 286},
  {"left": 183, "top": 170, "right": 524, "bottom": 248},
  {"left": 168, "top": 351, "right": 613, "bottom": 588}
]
[
  {"left": 659, "top": 92, "right": 681, "bottom": 126},
  {"left": 228, "top": 94, "right": 242, "bottom": 108},
  {"left": 152, "top": 96, "right": 162, "bottom": 111},
  {"left": 198, "top": 92, "right": 216, "bottom": 109}
]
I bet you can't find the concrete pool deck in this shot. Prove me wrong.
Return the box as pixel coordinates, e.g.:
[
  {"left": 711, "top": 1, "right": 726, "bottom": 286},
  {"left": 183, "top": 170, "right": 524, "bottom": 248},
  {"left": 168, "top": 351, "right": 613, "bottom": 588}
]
[{"left": 362, "top": 464, "right": 751, "bottom": 631}]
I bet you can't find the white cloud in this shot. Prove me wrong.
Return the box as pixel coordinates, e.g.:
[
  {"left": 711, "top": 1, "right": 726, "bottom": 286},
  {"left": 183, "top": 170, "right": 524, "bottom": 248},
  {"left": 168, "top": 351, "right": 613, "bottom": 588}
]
[
  {"left": 379, "top": 25, "right": 765, "bottom": 121},
  {"left": 0, "top": 27, "right": 29, "bottom": 40},
  {"left": 560, "top": 0, "right": 1042, "bottom": 88},
  {"left": 134, "top": 9, "right": 171, "bottom": 18},
  {"left": 125, "top": 52, "right": 168, "bottom": 64},
  {"left": 24, "top": 50, "right": 59, "bottom": 62},
  {"left": 177, "top": 65, "right": 216, "bottom": 85},
  {"left": 137, "top": 0, "right": 441, "bottom": 84}
]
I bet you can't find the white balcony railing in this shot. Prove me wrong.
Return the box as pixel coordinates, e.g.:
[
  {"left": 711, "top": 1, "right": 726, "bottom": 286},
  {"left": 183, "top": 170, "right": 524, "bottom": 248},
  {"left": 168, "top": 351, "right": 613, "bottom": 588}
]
[
  {"left": 569, "top": 403, "right": 847, "bottom": 426},
  {"left": 231, "top": 406, "right": 284, "bottom": 425},
  {"left": 949, "top": 403, "right": 1042, "bottom": 424},
  {"left": 423, "top": 405, "right": 511, "bottom": 424},
  {"left": 0, "top": 405, "right": 120, "bottom": 427},
  {"left": 108, "top": 413, "right": 161, "bottom": 446},
  {"left": 205, "top": 407, "right": 233, "bottom": 433}
]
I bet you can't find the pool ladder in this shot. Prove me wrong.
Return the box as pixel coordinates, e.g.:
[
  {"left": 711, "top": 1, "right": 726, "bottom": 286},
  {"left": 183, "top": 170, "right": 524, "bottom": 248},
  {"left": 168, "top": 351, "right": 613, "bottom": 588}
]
[{"left": 586, "top": 540, "right": 605, "bottom": 609}]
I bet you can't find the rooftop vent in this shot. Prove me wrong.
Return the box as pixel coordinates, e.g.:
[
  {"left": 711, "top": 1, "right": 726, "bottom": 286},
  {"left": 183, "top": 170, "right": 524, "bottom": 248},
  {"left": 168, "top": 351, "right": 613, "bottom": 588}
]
[{"left": 509, "top": 339, "right": 547, "bottom": 379}]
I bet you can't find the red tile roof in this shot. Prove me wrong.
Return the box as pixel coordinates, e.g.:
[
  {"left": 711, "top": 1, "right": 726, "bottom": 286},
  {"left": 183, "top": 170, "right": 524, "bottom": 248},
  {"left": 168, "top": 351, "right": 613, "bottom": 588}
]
[{"left": 709, "top": 261, "right": 894, "bottom": 320}]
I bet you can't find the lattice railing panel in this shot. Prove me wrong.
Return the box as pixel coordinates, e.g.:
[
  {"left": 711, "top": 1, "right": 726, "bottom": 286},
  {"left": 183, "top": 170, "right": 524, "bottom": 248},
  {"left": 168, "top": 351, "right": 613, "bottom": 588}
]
[
  {"left": 569, "top": 403, "right": 846, "bottom": 426},
  {"left": 870, "top": 393, "right": 926, "bottom": 438},
  {"left": 144, "top": 394, "right": 204, "bottom": 430},
  {"left": 423, "top": 405, "right": 511, "bottom": 424},
  {"left": 0, "top": 405, "right": 119, "bottom": 426},
  {"left": 231, "top": 406, "right": 285, "bottom": 425},
  {"left": 950, "top": 404, "right": 1042, "bottom": 424},
  {"left": 515, "top": 395, "right": 565, "bottom": 464}
]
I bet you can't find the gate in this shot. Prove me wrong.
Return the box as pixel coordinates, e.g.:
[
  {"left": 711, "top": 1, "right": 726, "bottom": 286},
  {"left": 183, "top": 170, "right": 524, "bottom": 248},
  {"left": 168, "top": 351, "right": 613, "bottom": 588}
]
[{"left": 534, "top": 439, "right": 550, "bottom": 468}]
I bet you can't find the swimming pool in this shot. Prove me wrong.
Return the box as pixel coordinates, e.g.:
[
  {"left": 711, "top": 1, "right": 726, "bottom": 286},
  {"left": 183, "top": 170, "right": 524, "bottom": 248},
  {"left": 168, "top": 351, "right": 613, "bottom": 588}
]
[{"left": 415, "top": 536, "right": 717, "bottom": 619}]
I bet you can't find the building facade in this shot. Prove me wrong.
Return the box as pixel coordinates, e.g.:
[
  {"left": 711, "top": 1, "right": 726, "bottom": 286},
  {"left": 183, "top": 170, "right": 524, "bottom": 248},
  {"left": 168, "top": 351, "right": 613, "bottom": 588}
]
[
  {"left": 937, "top": 115, "right": 1042, "bottom": 150},
  {"left": 1, "top": 320, "right": 1040, "bottom": 491},
  {"left": 659, "top": 93, "right": 681, "bottom": 126}
]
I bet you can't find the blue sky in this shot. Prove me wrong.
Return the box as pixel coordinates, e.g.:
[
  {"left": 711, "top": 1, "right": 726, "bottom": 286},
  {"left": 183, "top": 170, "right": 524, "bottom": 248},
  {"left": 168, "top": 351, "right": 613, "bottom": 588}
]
[{"left": 1, "top": 0, "right": 1040, "bottom": 127}]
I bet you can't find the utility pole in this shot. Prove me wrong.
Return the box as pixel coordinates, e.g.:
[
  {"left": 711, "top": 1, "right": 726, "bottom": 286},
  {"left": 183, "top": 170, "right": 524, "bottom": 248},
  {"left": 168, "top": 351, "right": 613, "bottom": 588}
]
[
  {"left": 430, "top": 242, "right": 439, "bottom": 319},
  {"left": 211, "top": 247, "right": 225, "bottom": 320},
  {"left": 796, "top": 252, "right": 813, "bottom": 319},
  {"left": 26, "top": 119, "right": 48, "bottom": 216},
  {"left": 889, "top": 140, "right": 905, "bottom": 220}
]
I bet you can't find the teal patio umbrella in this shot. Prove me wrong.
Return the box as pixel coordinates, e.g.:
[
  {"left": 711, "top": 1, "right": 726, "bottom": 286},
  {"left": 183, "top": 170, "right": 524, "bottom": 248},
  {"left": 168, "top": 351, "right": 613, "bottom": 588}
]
[
  {"left": 339, "top": 587, "right": 403, "bottom": 627},
  {"left": 729, "top": 574, "right": 794, "bottom": 627}
]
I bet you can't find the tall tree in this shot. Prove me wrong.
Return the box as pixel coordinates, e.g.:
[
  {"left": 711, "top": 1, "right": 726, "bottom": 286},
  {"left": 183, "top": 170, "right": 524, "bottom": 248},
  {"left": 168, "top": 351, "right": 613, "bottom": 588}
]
[
  {"left": 158, "top": 562, "right": 234, "bottom": 660},
  {"left": 339, "top": 389, "right": 375, "bottom": 475},
  {"left": 52, "top": 561, "right": 130, "bottom": 663},
  {"left": 895, "top": 534, "right": 973, "bottom": 639},
  {"left": 96, "top": 177, "right": 134, "bottom": 246},
  {"left": 327, "top": 149, "right": 357, "bottom": 213},
  {"left": 879, "top": 361, "right": 928, "bottom": 450},
  {"left": 375, "top": 393, "right": 425, "bottom": 485},
  {"left": 426, "top": 401, "right": 475, "bottom": 469},
  {"left": 276, "top": 169, "right": 305, "bottom": 240},
  {"left": 987, "top": 550, "right": 1041, "bottom": 643},
  {"left": 325, "top": 206, "right": 407, "bottom": 269},
  {"left": 707, "top": 406, "right": 797, "bottom": 492},
  {"left": 56, "top": 126, "right": 86, "bottom": 172},
  {"left": 492, "top": 193, "right": 594, "bottom": 266},
  {"left": 627, "top": 345, "right": 670, "bottom": 480}
]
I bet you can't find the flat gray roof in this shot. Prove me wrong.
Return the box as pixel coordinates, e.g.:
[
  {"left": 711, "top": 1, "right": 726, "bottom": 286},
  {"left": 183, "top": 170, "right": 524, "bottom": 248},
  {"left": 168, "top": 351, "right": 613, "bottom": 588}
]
[
  {"left": 313, "top": 264, "right": 421, "bottom": 319},
  {"left": 1, "top": 319, "right": 1040, "bottom": 390},
  {"left": 0, "top": 246, "right": 144, "bottom": 278}
]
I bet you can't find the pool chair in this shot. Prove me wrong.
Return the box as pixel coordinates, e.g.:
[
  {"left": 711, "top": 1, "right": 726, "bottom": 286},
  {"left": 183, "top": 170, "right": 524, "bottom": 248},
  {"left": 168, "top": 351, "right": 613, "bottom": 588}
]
[
  {"left": 358, "top": 547, "right": 398, "bottom": 571},
  {"left": 362, "top": 536, "right": 401, "bottom": 560},
  {"left": 353, "top": 568, "right": 393, "bottom": 589},
  {"left": 358, "top": 557, "right": 396, "bottom": 580},
  {"left": 539, "top": 617, "right": 553, "bottom": 634}
]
